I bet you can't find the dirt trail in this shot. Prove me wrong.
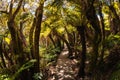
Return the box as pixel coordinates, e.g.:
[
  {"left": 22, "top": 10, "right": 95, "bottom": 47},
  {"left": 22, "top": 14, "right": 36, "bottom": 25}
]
[{"left": 48, "top": 50, "right": 79, "bottom": 80}]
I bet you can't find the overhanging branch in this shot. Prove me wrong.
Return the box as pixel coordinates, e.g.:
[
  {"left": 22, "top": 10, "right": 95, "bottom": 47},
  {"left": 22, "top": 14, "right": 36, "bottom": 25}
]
[
  {"left": 0, "top": 10, "right": 9, "bottom": 14},
  {"left": 13, "top": 0, "right": 23, "bottom": 19}
]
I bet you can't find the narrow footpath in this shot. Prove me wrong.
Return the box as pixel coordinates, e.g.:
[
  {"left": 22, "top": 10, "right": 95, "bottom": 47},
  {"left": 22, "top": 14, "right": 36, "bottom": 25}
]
[{"left": 48, "top": 50, "right": 79, "bottom": 80}]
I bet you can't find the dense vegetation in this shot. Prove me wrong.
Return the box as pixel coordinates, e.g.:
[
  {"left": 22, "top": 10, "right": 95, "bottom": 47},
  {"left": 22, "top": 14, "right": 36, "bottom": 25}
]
[{"left": 0, "top": 0, "right": 120, "bottom": 80}]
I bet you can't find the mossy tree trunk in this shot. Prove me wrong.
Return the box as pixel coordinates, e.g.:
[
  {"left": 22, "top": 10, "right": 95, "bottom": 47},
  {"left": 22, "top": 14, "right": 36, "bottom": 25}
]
[
  {"left": 28, "top": 1, "right": 45, "bottom": 79},
  {"left": 33, "top": 2, "right": 44, "bottom": 73},
  {"left": 7, "top": 0, "right": 31, "bottom": 80}
]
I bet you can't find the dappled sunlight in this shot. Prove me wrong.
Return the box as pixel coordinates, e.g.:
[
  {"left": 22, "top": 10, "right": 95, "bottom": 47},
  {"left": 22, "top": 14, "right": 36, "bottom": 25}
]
[
  {"left": 48, "top": 50, "right": 79, "bottom": 80},
  {"left": 59, "top": 50, "right": 69, "bottom": 59},
  {"left": 1, "top": 0, "right": 120, "bottom": 80}
]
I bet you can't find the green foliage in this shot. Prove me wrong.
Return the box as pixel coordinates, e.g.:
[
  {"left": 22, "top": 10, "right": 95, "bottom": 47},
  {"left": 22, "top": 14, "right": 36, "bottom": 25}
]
[
  {"left": 0, "top": 59, "right": 37, "bottom": 80},
  {"left": 110, "top": 70, "right": 120, "bottom": 80},
  {"left": 109, "top": 62, "right": 120, "bottom": 80},
  {"left": 12, "top": 59, "right": 36, "bottom": 80},
  {"left": 1, "top": 0, "right": 120, "bottom": 80},
  {"left": 0, "top": 74, "right": 11, "bottom": 80},
  {"left": 40, "top": 44, "right": 60, "bottom": 61},
  {"left": 40, "top": 44, "right": 60, "bottom": 70},
  {"left": 33, "top": 72, "right": 43, "bottom": 80},
  {"left": 104, "top": 34, "right": 120, "bottom": 49}
]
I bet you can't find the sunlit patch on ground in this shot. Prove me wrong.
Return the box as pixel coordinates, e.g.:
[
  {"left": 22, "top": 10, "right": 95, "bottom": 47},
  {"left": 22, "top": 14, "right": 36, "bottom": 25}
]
[{"left": 48, "top": 50, "right": 79, "bottom": 80}]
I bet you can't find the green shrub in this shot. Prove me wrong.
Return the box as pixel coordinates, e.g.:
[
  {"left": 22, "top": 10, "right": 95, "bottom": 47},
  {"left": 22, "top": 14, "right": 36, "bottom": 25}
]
[
  {"left": 33, "top": 73, "right": 43, "bottom": 80},
  {"left": 0, "top": 74, "right": 11, "bottom": 80},
  {"left": 109, "top": 62, "right": 120, "bottom": 80}
]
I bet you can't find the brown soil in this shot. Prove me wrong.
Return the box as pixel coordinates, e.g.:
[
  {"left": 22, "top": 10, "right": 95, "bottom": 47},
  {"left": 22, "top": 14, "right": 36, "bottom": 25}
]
[{"left": 48, "top": 50, "right": 79, "bottom": 80}]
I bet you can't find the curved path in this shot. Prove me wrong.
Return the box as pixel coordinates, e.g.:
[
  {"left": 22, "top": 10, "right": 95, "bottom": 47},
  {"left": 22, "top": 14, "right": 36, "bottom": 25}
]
[{"left": 48, "top": 50, "right": 79, "bottom": 80}]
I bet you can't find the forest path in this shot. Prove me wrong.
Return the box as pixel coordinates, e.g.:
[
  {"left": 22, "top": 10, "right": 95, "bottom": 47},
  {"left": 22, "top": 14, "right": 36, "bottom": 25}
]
[{"left": 48, "top": 50, "right": 79, "bottom": 80}]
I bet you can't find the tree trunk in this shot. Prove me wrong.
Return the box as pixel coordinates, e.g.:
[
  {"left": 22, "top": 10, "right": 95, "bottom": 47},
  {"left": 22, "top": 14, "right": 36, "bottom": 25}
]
[
  {"left": 33, "top": 2, "right": 44, "bottom": 73},
  {"left": 29, "top": 18, "right": 36, "bottom": 59},
  {"left": 49, "top": 34, "right": 56, "bottom": 48},
  {"left": 85, "top": 1, "right": 102, "bottom": 75},
  {"left": 7, "top": 0, "right": 32, "bottom": 80},
  {"left": 109, "top": 5, "right": 120, "bottom": 34},
  {"left": 0, "top": 38, "right": 7, "bottom": 68},
  {"left": 98, "top": 5, "right": 105, "bottom": 64},
  {"left": 77, "top": 25, "right": 86, "bottom": 78},
  {"left": 53, "top": 30, "right": 72, "bottom": 57}
]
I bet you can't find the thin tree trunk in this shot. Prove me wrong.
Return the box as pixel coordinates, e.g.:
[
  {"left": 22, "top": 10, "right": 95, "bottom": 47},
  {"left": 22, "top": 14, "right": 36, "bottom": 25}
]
[
  {"left": 53, "top": 30, "right": 72, "bottom": 57},
  {"left": 99, "top": 5, "right": 105, "bottom": 64},
  {"left": 77, "top": 25, "right": 86, "bottom": 79},
  {"left": 49, "top": 34, "right": 56, "bottom": 48},
  {"left": 0, "top": 38, "right": 7, "bottom": 68},
  {"left": 29, "top": 18, "right": 36, "bottom": 59},
  {"left": 85, "top": 0, "right": 102, "bottom": 75},
  {"left": 109, "top": 5, "right": 120, "bottom": 34},
  {"left": 64, "top": 26, "right": 74, "bottom": 57}
]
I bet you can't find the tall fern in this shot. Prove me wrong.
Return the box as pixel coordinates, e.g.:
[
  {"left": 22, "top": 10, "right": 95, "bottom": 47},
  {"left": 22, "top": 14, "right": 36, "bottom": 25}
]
[{"left": 11, "top": 59, "right": 36, "bottom": 80}]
